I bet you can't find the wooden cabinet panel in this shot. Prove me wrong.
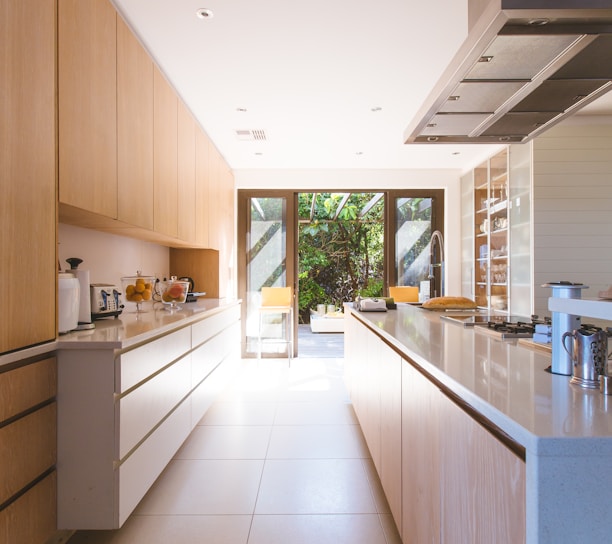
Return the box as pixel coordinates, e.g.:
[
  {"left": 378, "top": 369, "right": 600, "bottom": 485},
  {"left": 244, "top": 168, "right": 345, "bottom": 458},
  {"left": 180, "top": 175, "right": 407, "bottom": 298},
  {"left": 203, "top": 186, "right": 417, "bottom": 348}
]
[
  {"left": 0, "top": 403, "right": 57, "bottom": 504},
  {"left": 117, "top": 15, "right": 154, "bottom": 230},
  {"left": 0, "top": 0, "right": 56, "bottom": 353},
  {"left": 379, "top": 343, "right": 402, "bottom": 533},
  {"left": 153, "top": 66, "right": 178, "bottom": 237},
  {"left": 195, "top": 128, "right": 210, "bottom": 246},
  {"left": 402, "top": 360, "right": 440, "bottom": 544},
  {"left": 439, "top": 394, "right": 526, "bottom": 544},
  {"left": 0, "top": 357, "right": 57, "bottom": 422},
  {"left": 207, "top": 144, "right": 222, "bottom": 250},
  {"left": 58, "top": 0, "right": 117, "bottom": 218},
  {"left": 0, "top": 471, "right": 56, "bottom": 544},
  {"left": 177, "top": 100, "right": 197, "bottom": 242}
]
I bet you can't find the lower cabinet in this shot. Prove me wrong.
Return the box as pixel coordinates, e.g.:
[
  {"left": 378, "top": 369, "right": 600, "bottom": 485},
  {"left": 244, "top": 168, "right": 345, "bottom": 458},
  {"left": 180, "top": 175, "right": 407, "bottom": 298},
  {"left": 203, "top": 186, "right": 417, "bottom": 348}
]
[
  {"left": 57, "top": 304, "right": 241, "bottom": 529},
  {"left": 0, "top": 356, "right": 57, "bottom": 544},
  {"left": 346, "top": 314, "right": 526, "bottom": 543}
]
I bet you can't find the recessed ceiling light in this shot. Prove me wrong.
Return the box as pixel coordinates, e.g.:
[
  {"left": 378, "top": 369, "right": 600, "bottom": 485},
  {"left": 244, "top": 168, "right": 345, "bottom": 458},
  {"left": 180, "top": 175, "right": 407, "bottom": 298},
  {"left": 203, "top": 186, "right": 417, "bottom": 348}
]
[
  {"left": 196, "top": 8, "right": 214, "bottom": 19},
  {"left": 452, "top": 151, "right": 460, "bottom": 155},
  {"left": 355, "top": 151, "right": 363, "bottom": 156},
  {"left": 371, "top": 107, "right": 382, "bottom": 112}
]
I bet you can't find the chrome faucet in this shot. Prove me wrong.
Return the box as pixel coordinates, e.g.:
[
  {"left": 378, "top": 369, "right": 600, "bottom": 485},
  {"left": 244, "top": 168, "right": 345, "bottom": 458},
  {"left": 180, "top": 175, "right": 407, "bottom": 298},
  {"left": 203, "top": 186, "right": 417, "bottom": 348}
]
[{"left": 428, "top": 230, "right": 445, "bottom": 298}]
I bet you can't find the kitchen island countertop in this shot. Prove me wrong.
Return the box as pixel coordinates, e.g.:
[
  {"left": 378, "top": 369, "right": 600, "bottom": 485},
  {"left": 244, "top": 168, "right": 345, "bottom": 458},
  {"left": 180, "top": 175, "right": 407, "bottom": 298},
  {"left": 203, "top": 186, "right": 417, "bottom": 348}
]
[{"left": 348, "top": 303, "right": 612, "bottom": 456}]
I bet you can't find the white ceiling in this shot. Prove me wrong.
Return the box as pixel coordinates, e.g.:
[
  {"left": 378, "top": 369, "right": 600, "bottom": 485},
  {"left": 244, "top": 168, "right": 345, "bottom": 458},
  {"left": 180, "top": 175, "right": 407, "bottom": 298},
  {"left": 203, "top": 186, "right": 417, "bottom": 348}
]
[{"left": 111, "top": 0, "right": 612, "bottom": 173}]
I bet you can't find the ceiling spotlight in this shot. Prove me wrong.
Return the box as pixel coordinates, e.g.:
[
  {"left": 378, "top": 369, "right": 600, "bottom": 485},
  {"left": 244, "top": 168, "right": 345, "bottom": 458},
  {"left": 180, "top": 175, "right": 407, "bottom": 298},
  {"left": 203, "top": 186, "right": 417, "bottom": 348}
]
[
  {"left": 236, "top": 107, "right": 247, "bottom": 112},
  {"left": 452, "top": 151, "right": 460, "bottom": 156},
  {"left": 196, "top": 8, "right": 214, "bottom": 19},
  {"left": 371, "top": 106, "right": 382, "bottom": 112}
]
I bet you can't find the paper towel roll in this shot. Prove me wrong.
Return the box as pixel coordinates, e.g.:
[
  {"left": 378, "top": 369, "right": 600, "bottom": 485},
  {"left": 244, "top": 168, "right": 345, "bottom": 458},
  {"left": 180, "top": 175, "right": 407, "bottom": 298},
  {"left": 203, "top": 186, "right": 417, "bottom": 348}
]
[{"left": 75, "top": 269, "right": 92, "bottom": 324}]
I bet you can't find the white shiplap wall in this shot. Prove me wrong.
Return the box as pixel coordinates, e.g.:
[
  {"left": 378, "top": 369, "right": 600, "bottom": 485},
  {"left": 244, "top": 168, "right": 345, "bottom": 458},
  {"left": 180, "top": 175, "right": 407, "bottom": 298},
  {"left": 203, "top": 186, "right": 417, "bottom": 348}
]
[{"left": 533, "top": 122, "right": 612, "bottom": 317}]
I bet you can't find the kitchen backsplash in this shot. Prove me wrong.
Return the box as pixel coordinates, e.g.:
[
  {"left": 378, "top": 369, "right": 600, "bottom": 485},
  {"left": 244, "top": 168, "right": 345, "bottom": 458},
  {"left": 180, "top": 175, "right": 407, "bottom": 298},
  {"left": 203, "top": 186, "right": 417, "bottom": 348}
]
[{"left": 58, "top": 223, "right": 169, "bottom": 288}]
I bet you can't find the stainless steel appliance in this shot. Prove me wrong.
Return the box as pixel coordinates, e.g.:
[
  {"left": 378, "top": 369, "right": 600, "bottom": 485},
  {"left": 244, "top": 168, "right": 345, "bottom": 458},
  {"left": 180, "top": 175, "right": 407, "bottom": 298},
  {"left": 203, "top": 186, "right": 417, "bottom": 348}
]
[{"left": 442, "top": 314, "right": 551, "bottom": 339}]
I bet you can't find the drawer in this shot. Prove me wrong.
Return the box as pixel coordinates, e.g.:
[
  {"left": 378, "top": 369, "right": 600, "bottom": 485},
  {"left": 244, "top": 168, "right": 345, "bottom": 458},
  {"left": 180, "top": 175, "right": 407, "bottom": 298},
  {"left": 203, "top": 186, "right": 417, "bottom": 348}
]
[
  {"left": 0, "top": 402, "right": 56, "bottom": 504},
  {"left": 117, "top": 326, "right": 191, "bottom": 393},
  {"left": 191, "top": 321, "right": 239, "bottom": 388},
  {"left": 0, "top": 357, "right": 56, "bottom": 422},
  {"left": 0, "top": 471, "right": 56, "bottom": 544},
  {"left": 118, "top": 397, "right": 191, "bottom": 526},
  {"left": 117, "top": 354, "right": 191, "bottom": 459},
  {"left": 191, "top": 304, "right": 240, "bottom": 347}
]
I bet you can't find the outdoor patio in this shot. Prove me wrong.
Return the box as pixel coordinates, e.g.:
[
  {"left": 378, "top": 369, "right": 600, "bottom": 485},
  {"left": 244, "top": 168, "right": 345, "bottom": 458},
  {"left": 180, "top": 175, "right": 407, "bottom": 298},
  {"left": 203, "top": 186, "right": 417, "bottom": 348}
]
[{"left": 297, "top": 324, "right": 344, "bottom": 359}]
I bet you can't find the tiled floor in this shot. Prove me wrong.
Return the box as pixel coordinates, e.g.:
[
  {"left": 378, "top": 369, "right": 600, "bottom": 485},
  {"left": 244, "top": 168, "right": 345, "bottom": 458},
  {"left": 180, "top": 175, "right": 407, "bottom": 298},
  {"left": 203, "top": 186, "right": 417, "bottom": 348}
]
[{"left": 67, "top": 358, "right": 402, "bottom": 544}]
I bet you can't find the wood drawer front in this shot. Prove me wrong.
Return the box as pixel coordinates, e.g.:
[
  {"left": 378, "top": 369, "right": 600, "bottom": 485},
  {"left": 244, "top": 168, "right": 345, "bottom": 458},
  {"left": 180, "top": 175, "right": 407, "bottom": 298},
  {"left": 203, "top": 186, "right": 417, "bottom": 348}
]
[
  {"left": 191, "top": 305, "right": 240, "bottom": 347},
  {"left": 118, "top": 354, "right": 191, "bottom": 459},
  {"left": 0, "top": 470, "right": 56, "bottom": 544},
  {"left": 117, "top": 327, "right": 191, "bottom": 393},
  {"left": 191, "top": 321, "right": 239, "bottom": 388},
  {"left": 0, "top": 402, "right": 56, "bottom": 505},
  {"left": 0, "top": 357, "right": 57, "bottom": 422},
  {"left": 118, "top": 397, "right": 191, "bottom": 526}
]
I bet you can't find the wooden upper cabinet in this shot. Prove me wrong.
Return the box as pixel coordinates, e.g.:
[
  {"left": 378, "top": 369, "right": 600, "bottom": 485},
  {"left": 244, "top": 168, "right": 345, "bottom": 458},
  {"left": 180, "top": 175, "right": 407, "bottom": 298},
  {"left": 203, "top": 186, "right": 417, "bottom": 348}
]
[
  {"left": 177, "top": 101, "right": 197, "bottom": 242},
  {"left": 207, "top": 143, "right": 222, "bottom": 251},
  {"left": 195, "top": 128, "right": 210, "bottom": 247},
  {"left": 58, "top": 0, "right": 117, "bottom": 218},
  {"left": 153, "top": 67, "right": 178, "bottom": 237},
  {"left": 1, "top": 0, "right": 56, "bottom": 353},
  {"left": 117, "top": 16, "right": 154, "bottom": 230}
]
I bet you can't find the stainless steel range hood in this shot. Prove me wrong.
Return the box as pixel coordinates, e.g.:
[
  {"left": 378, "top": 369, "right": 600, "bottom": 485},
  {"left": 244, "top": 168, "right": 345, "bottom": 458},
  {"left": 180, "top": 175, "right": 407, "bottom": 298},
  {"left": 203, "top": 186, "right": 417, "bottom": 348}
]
[{"left": 404, "top": 0, "right": 612, "bottom": 144}]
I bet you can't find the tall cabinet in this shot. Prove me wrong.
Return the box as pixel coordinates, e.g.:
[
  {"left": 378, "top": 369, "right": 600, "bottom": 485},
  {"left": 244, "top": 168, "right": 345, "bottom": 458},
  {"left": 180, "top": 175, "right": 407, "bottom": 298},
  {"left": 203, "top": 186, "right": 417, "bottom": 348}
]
[
  {"left": 462, "top": 146, "right": 533, "bottom": 316},
  {"left": 1, "top": 0, "right": 56, "bottom": 354},
  {"left": 473, "top": 149, "right": 510, "bottom": 313}
]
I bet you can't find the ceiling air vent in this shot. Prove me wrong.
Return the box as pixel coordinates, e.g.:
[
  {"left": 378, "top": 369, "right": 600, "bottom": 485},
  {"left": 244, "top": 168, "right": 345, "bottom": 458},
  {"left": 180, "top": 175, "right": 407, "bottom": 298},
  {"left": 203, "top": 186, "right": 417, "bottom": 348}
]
[{"left": 235, "top": 129, "right": 267, "bottom": 141}]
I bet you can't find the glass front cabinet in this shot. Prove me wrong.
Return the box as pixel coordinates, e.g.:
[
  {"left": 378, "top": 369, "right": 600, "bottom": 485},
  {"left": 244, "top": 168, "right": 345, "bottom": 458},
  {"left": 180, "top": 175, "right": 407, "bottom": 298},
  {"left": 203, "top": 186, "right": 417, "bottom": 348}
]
[{"left": 473, "top": 149, "right": 510, "bottom": 313}]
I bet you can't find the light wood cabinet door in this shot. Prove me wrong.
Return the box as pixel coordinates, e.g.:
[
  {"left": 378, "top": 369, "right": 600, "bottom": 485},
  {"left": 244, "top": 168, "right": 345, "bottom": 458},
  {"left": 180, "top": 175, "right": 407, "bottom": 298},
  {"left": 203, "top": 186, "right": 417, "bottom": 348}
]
[
  {"left": 379, "top": 343, "right": 402, "bottom": 533},
  {"left": 207, "top": 143, "right": 222, "bottom": 250},
  {"left": 402, "top": 360, "right": 440, "bottom": 544},
  {"left": 0, "top": 0, "right": 56, "bottom": 353},
  {"left": 177, "top": 100, "right": 197, "bottom": 242},
  {"left": 153, "top": 66, "right": 178, "bottom": 237},
  {"left": 439, "top": 394, "right": 526, "bottom": 544},
  {"left": 195, "top": 127, "right": 210, "bottom": 246},
  {"left": 117, "top": 16, "right": 154, "bottom": 230},
  {"left": 58, "top": 0, "right": 117, "bottom": 218}
]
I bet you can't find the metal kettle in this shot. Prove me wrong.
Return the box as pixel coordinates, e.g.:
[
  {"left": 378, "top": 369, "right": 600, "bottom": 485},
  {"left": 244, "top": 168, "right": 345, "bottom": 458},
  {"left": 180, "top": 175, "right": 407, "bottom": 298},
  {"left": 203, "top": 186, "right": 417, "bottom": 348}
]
[{"left": 562, "top": 326, "right": 611, "bottom": 389}]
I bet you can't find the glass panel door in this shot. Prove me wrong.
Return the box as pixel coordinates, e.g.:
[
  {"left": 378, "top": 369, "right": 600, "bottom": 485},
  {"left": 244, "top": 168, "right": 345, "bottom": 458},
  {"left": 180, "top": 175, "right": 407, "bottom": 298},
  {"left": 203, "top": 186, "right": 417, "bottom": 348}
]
[
  {"left": 388, "top": 190, "right": 444, "bottom": 300},
  {"left": 238, "top": 191, "right": 296, "bottom": 357}
]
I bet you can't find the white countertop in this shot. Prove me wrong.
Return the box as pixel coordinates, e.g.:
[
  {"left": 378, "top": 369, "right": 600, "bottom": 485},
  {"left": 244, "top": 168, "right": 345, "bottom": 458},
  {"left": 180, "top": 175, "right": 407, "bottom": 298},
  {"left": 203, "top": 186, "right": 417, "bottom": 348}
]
[
  {"left": 349, "top": 304, "right": 612, "bottom": 457},
  {"left": 0, "top": 299, "right": 240, "bottom": 367}
]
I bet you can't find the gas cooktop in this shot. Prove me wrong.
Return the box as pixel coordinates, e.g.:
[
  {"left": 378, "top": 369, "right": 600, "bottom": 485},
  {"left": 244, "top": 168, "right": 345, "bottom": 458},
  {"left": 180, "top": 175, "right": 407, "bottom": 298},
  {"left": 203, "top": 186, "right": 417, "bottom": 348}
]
[{"left": 442, "top": 314, "right": 551, "bottom": 339}]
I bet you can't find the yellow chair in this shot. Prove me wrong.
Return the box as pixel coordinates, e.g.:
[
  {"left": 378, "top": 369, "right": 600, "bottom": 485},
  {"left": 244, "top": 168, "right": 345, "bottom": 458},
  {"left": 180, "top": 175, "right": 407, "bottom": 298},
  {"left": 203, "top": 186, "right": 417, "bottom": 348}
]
[
  {"left": 258, "top": 286, "right": 294, "bottom": 363},
  {"left": 389, "top": 286, "right": 419, "bottom": 303}
]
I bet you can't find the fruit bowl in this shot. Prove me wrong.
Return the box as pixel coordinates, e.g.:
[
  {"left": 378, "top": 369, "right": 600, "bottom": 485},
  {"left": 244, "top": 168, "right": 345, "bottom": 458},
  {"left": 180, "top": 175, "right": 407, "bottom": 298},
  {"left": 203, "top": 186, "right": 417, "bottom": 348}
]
[
  {"left": 121, "top": 274, "right": 156, "bottom": 313},
  {"left": 159, "top": 278, "right": 189, "bottom": 310}
]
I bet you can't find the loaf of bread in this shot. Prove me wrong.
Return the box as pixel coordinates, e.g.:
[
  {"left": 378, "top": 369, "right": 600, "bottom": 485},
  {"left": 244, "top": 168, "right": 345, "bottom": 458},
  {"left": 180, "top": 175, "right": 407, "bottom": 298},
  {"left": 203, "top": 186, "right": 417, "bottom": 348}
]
[{"left": 422, "top": 296, "right": 477, "bottom": 310}]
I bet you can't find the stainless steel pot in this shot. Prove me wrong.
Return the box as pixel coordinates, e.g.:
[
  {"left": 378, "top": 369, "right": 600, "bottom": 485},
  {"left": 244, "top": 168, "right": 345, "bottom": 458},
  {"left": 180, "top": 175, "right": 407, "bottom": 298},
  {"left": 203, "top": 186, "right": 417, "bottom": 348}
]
[{"left": 562, "top": 327, "right": 609, "bottom": 389}]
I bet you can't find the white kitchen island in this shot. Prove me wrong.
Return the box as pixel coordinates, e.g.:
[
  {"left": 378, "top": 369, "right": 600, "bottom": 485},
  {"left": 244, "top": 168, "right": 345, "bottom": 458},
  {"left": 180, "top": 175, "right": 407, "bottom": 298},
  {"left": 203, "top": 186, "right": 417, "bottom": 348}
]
[
  {"left": 345, "top": 303, "right": 612, "bottom": 544},
  {"left": 56, "top": 299, "right": 241, "bottom": 530}
]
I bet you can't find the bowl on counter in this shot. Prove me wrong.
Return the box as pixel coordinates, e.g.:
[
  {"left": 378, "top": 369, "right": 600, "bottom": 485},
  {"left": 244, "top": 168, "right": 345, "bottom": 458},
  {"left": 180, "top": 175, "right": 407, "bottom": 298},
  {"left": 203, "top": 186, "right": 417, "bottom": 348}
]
[
  {"left": 158, "top": 278, "right": 190, "bottom": 311},
  {"left": 121, "top": 273, "right": 156, "bottom": 313}
]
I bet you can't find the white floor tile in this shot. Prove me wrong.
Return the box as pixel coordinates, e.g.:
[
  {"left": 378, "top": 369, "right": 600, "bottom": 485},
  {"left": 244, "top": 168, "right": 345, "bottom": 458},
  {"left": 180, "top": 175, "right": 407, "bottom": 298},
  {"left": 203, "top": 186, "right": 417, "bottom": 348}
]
[
  {"left": 174, "top": 425, "right": 272, "bottom": 460},
  {"left": 255, "top": 459, "right": 377, "bottom": 514},
  {"left": 198, "top": 401, "right": 278, "bottom": 426},
  {"left": 274, "top": 401, "right": 357, "bottom": 425},
  {"left": 135, "top": 459, "right": 264, "bottom": 515},
  {"left": 248, "top": 514, "right": 389, "bottom": 544},
  {"left": 67, "top": 515, "right": 252, "bottom": 544},
  {"left": 267, "top": 424, "right": 369, "bottom": 459}
]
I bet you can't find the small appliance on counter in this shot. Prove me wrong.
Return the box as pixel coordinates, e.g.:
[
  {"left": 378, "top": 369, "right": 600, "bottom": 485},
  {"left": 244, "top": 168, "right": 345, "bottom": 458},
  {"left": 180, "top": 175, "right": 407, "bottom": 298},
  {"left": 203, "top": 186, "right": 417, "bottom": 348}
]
[
  {"left": 177, "top": 276, "right": 206, "bottom": 302},
  {"left": 90, "top": 283, "right": 124, "bottom": 320},
  {"left": 543, "top": 281, "right": 588, "bottom": 375}
]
